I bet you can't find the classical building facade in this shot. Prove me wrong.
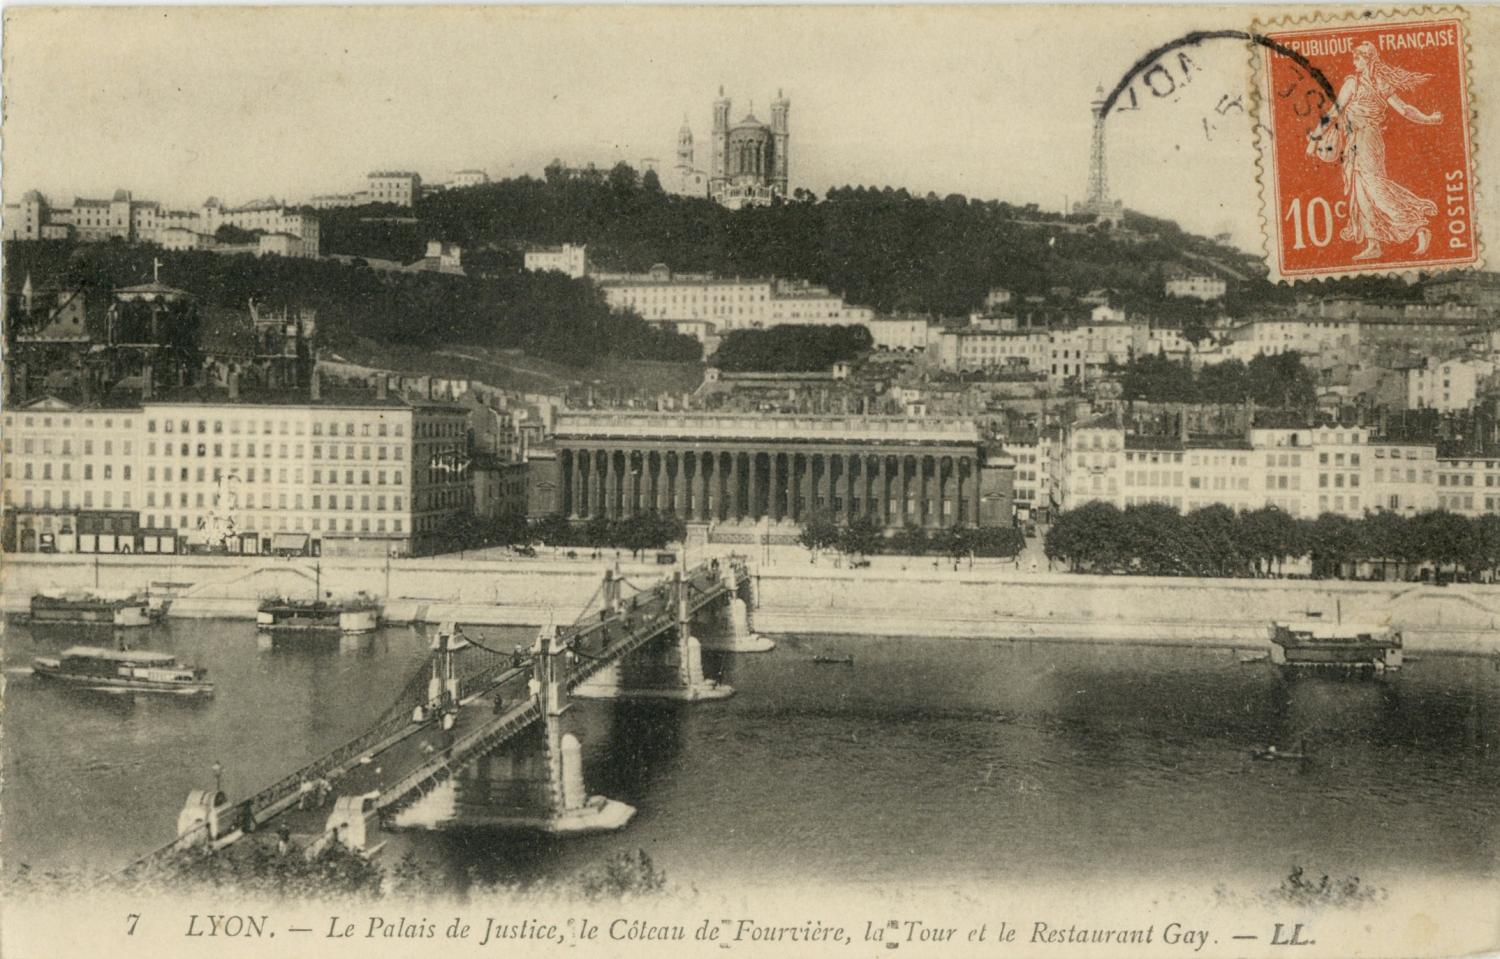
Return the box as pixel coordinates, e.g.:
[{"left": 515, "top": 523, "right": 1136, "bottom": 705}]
[{"left": 549, "top": 412, "right": 1012, "bottom": 529}]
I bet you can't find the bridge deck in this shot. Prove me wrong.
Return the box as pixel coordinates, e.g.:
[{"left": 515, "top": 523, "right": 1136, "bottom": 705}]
[{"left": 126, "top": 560, "right": 749, "bottom": 873}]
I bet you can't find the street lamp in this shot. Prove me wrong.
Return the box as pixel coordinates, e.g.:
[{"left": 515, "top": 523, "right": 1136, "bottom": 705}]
[{"left": 212, "top": 761, "right": 223, "bottom": 798}]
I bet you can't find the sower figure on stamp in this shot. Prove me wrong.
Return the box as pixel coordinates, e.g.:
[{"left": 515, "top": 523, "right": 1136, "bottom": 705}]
[{"left": 1312, "top": 41, "right": 1443, "bottom": 261}]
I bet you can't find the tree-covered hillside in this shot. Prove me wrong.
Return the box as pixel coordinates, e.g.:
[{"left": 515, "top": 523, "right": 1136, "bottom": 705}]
[
  {"left": 312, "top": 165, "right": 1415, "bottom": 319},
  {"left": 1, "top": 241, "right": 700, "bottom": 367}
]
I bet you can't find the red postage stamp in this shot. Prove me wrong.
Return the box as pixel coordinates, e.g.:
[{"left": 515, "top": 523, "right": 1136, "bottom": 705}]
[{"left": 1254, "top": 10, "right": 1479, "bottom": 280}]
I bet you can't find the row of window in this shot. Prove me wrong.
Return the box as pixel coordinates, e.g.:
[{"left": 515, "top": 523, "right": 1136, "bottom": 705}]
[
  {"left": 6, "top": 489, "right": 127, "bottom": 509},
  {"left": 143, "top": 466, "right": 406, "bottom": 486},
  {"left": 8, "top": 437, "right": 132, "bottom": 456},
  {"left": 149, "top": 417, "right": 405, "bottom": 437},
  {"left": 7, "top": 462, "right": 129, "bottom": 481},
  {"left": 144, "top": 491, "right": 405, "bottom": 511},
  {"left": 143, "top": 514, "right": 405, "bottom": 534},
  {"left": 144, "top": 440, "right": 405, "bottom": 462}
]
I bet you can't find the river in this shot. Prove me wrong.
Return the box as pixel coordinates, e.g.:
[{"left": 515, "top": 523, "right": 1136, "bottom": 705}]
[{"left": 3, "top": 619, "right": 1497, "bottom": 891}]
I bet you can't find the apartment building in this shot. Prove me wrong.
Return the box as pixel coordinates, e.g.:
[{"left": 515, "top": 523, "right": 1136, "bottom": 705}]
[
  {"left": 523, "top": 243, "right": 590, "bottom": 279},
  {"left": 2, "top": 380, "right": 470, "bottom": 556}
]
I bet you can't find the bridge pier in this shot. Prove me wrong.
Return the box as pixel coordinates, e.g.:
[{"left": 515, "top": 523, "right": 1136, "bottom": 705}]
[
  {"left": 573, "top": 571, "right": 735, "bottom": 701},
  {"left": 533, "top": 624, "right": 635, "bottom": 832},
  {"left": 309, "top": 792, "right": 384, "bottom": 858},
  {"left": 174, "top": 788, "right": 227, "bottom": 850},
  {"left": 698, "top": 562, "right": 775, "bottom": 653}
]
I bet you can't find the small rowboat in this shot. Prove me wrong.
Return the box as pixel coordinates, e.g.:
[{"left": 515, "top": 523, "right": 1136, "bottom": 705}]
[{"left": 812, "top": 655, "right": 854, "bottom": 666}]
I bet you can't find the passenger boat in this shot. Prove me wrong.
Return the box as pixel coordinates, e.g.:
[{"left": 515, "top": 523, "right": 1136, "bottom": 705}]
[
  {"left": 32, "top": 646, "right": 213, "bottom": 696},
  {"left": 257, "top": 596, "right": 381, "bottom": 633},
  {"left": 29, "top": 590, "right": 160, "bottom": 627},
  {"left": 1268, "top": 618, "right": 1403, "bottom": 672}
]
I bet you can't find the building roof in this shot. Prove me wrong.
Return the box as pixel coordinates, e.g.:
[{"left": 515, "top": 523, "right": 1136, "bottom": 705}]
[
  {"left": 1124, "top": 434, "right": 1184, "bottom": 452},
  {"left": 115, "top": 281, "right": 193, "bottom": 299},
  {"left": 1251, "top": 410, "right": 1311, "bottom": 429},
  {"left": 146, "top": 384, "right": 411, "bottom": 409}
]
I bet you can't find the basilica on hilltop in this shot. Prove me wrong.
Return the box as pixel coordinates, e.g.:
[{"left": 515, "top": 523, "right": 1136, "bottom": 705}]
[{"left": 650, "top": 87, "right": 790, "bottom": 209}]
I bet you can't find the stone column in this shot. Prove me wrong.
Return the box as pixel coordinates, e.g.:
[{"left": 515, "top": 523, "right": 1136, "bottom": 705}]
[
  {"left": 786, "top": 453, "right": 798, "bottom": 522},
  {"left": 596, "top": 450, "right": 608, "bottom": 519},
  {"left": 652, "top": 453, "right": 666, "bottom": 513},
  {"left": 921, "top": 455, "right": 934, "bottom": 527},
  {"left": 589, "top": 451, "right": 602, "bottom": 517},
  {"left": 843, "top": 454, "right": 857, "bottom": 524},
  {"left": 625, "top": 452, "right": 638, "bottom": 519},
  {"left": 729, "top": 452, "right": 742, "bottom": 521},
  {"left": 568, "top": 449, "right": 582, "bottom": 519},
  {"left": 955, "top": 458, "right": 967, "bottom": 526},
  {"left": 743, "top": 452, "right": 756, "bottom": 521},
  {"left": 700, "top": 452, "right": 714, "bottom": 522},
  {"left": 940, "top": 456, "right": 955, "bottom": 529},
  {"left": 681, "top": 452, "right": 695, "bottom": 519},
  {"left": 899, "top": 456, "right": 912, "bottom": 526},
  {"left": 971, "top": 457, "right": 984, "bottom": 528}
]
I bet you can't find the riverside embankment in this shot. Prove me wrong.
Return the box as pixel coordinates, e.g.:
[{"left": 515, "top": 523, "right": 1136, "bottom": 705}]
[
  {"left": 753, "top": 566, "right": 1500, "bottom": 655},
  {"left": 4, "top": 552, "right": 1498, "bottom": 654}
]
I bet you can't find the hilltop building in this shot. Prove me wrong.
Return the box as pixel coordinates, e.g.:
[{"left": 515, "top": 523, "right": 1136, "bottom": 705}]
[
  {"left": 524, "top": 243, "right": 590, "bottom": 279},
  {"left": 2, "top": 190, "right": 319, "bottom": 256},
  {"left": 707, "top": 87, "right": 790, "bottom": 209}
]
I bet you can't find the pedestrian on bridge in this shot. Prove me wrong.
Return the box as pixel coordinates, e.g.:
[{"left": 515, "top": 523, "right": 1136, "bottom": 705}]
[{"left": 297, "top": 775, "right": 314, "bottom": 810}]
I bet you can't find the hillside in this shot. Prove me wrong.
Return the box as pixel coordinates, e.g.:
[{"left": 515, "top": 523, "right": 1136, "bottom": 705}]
[
  {"left": 1, "top": 240, "right": 700, "bottom": 369},
  {"left": 311, "top": 167, "right": 1415, "bottom": 319},
  {"left": 327, "top": 339, "right": 705, "bottom": 399}
]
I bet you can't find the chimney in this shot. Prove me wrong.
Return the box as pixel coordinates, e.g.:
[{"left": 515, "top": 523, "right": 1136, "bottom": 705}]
[
  {"left": 142, "top": 362, "right": 153, "bottom": 400},
  {"left": 228, "top": 370, "right": 240, "bottom": 402},
  {"left": 376, "top": 375, "right": 388, "bottom": 401},
  {"left": 310, "top": 367, "right": 322, "bottom": 402},
  {"left": 14, "top": 362, "right": 27, "bottom": 404}
]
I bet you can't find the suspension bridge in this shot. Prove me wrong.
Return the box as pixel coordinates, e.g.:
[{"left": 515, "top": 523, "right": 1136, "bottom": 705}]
[{"left": 122, "top": 556, "right": 764, "bottom": 876}]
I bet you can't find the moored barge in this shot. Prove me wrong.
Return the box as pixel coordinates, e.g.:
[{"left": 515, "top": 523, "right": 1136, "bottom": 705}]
[
  {"left": 30, "top": 590, "right": 160, "bottom": 627},
  {"left": 1268, "top": 619, "right": 1403, "bottom": 672}
]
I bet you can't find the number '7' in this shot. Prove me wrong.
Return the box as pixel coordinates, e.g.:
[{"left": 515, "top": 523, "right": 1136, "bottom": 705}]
[{"left": 126, "top": 914, "right": 141, "bottom": 936}]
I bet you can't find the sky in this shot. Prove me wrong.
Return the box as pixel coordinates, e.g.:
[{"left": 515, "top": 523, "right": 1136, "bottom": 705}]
[{"left": 4, "top": 5, "right": 1498, "bottom": 253}]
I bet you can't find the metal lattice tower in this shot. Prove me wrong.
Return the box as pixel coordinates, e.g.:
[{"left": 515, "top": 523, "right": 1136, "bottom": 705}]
[{"left": 1085, "top": 85, "right": 1109, "bottom": 205}]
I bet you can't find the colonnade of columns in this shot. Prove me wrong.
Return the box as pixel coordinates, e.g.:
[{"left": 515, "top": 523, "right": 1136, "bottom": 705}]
[{"left": 558, "top": 447, "right": 982, "bottom": 529}]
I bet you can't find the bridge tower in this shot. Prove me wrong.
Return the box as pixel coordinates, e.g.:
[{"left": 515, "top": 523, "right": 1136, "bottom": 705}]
[
  {"left": 529, "top": 622, "right": 636, "bottom": 831},
  {"left": 698, "top": 559, "right": 775, "bottom": 652},
  {"left": 573, "top": 569, "right": 735, "bottom": 701}
]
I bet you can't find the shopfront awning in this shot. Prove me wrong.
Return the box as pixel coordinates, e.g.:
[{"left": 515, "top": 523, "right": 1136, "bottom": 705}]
[{"left": 270, "top": 533, "right": 310, "bottom": 552}]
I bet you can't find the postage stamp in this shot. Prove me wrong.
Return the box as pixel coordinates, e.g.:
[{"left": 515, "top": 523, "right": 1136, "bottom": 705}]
[{"left": 1253, "top": 9, "right": 1480, "bottom": 281}]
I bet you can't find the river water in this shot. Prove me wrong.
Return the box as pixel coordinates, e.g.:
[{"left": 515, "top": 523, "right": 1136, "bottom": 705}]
[{"left": 4, "top": 618, "right": 1497, "bottom": 891}]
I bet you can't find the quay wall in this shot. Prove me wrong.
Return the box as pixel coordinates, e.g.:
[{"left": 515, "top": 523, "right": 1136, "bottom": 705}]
[
  {"left": 0, "top": 553, "right": 663, "bottom": 627},
  {"left": 4, "top": 554, "right": 1499, "bottom": 655},
  {"left": 752, "top": 568, "right": 1500, "bottom": 655}
]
